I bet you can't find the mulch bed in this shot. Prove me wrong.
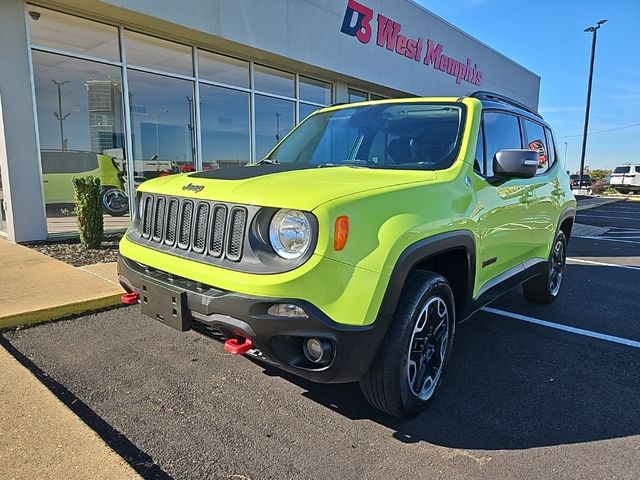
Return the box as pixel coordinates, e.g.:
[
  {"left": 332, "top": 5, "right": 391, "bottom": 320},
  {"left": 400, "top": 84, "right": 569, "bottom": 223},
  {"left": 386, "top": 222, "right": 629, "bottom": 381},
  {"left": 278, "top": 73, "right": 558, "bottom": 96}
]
[{"left": 24, "top": 235, "right": 122, "bottom": 267}]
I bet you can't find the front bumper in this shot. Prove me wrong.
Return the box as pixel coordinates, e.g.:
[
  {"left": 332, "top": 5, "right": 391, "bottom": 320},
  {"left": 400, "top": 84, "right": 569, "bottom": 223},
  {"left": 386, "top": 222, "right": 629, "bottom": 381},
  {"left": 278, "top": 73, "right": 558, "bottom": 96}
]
[{"left": 118, "top": 255, "right": 390, "bottom": 383}]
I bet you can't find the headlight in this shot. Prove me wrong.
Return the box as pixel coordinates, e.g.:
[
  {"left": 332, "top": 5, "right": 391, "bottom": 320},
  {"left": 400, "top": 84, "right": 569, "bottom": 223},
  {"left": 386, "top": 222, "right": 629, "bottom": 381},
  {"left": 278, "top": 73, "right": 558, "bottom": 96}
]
[{"left": 269, "top": 209, "right": 312, "bottom": 259}]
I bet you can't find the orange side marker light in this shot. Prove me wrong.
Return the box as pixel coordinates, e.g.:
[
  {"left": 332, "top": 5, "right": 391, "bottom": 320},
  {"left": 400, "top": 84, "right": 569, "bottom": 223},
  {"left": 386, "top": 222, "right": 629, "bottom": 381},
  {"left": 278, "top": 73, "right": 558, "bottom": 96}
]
[{"left": 334, "top": 216, "right": 349, "bottom": 251}]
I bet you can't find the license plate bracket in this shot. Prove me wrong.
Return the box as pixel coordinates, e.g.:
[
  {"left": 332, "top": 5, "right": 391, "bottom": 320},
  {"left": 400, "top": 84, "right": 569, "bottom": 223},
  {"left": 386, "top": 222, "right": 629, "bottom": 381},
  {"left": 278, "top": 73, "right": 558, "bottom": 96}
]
[{"left": 140, "top": 281, "right": 191, "bottom": 331}]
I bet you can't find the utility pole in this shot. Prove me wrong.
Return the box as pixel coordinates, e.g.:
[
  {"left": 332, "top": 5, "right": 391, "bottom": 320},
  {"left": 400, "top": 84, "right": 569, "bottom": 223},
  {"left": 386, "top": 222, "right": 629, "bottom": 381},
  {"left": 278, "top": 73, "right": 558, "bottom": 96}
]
[
  {"left": 51, "top": 79, "right": 70, "bottom": 151},
  {"left": 275, "top": 112, "right": 281, "bottom": 142},
  {"left": 578, "top": 19, "right": 607, "bottom": 189}
]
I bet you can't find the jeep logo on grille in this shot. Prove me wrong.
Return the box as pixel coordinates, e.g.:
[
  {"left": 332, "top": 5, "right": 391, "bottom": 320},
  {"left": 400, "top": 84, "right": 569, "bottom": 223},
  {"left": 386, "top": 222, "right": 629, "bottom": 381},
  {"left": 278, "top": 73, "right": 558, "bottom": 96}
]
[{"left": 182, "top": 183, "right": 204, "bottom": 193}]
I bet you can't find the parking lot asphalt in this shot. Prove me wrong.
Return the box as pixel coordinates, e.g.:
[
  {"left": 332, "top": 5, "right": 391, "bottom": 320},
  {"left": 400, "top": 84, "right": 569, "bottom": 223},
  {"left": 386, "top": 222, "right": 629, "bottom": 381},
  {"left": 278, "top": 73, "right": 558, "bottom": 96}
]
[{"left": 3, "top": 199, "right": 640, "bottom": 480}]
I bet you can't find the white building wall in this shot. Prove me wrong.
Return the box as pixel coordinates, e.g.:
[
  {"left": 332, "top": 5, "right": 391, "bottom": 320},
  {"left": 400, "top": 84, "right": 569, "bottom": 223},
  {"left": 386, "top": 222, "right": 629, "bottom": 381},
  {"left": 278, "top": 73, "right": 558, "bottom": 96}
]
[
  {"left": 0, "top": 0, "right": 47, "bottom": 242},
  {"left": 97, "top": 0, "right": 540, "bottom": 108}
]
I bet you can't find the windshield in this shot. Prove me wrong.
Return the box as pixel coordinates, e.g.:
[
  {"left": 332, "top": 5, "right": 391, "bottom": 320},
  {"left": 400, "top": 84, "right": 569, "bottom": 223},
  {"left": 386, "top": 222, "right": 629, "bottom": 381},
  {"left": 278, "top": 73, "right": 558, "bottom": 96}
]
[{"left": 267, "top": 103, "right": 464, "bottom": 170}]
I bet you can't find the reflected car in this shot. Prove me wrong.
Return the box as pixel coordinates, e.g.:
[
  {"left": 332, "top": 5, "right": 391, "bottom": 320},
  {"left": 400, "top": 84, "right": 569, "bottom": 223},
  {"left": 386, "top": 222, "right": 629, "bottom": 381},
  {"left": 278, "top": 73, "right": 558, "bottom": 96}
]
[
  {"left": 41, "top": 150, "right": 129, "bottom": 216},
  {"left": 569, "top": 174, "right": 592, "bottom": 189}
]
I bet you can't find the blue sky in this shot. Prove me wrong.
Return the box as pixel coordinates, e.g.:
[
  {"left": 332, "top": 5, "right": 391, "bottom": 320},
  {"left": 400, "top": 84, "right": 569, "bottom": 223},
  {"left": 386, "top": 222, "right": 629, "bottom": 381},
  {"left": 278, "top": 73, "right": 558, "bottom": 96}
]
[{"left": 419, "top": 0, "right": 640, "bottom": 172}]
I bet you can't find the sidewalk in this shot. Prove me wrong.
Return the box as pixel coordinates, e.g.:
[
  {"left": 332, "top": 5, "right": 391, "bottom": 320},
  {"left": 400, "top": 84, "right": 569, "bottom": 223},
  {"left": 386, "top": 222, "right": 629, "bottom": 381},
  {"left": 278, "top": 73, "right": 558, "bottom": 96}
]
[
  {"left": 0, "top": 344, "right": 140, "bottom": 480},
  {"left": 0, "top": 239, "right": 122, "bottom": 329}
]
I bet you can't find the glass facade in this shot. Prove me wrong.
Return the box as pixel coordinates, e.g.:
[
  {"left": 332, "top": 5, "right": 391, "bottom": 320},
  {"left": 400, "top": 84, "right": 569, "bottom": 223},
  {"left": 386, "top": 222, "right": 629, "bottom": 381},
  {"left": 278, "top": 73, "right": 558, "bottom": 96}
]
[{"left": 27, "top": 6, "right": 336, "bottom": 235}]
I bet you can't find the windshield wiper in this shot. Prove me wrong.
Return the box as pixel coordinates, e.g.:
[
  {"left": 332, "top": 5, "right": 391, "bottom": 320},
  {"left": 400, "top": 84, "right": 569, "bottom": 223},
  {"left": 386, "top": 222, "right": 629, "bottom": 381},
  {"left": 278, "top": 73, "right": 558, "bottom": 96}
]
[{"left": 255, "top": 158, "right": 279, "bottom": 165}]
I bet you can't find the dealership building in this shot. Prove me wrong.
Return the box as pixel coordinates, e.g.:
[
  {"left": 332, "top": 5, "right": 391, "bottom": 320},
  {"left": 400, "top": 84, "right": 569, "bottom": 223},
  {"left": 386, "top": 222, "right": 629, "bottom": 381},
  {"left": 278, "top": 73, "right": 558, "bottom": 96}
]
[{"left": 0, "top": 0, "right": 540, "bottom": 242}]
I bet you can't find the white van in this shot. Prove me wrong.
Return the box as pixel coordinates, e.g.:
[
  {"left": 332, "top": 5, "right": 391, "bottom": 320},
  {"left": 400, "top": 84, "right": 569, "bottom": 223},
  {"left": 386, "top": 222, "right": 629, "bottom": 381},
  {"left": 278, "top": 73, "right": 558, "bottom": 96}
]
[{"left": 610, "top": 164, "right": 640, "bottom": 194}]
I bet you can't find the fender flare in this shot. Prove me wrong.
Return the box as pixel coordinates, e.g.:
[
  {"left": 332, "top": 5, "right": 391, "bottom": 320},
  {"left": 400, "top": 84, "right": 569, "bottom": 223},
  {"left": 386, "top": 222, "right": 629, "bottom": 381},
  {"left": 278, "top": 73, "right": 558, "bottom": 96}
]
[{"left": 376, "top": 230, "right": 476, "bottom": 324}]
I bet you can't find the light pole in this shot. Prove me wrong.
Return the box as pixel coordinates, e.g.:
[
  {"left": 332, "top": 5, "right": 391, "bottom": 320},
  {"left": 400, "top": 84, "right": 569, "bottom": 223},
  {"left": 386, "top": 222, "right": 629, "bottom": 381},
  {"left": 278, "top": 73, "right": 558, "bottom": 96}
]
[
  {"left": 51, "top": 79, "right": 70, "bottom": 151},
  {"left": 275, "top": 112, "right": 281, "bottom": 142},
  {"left": 578, "top": 19, "right": 607, "bottom": 189}
]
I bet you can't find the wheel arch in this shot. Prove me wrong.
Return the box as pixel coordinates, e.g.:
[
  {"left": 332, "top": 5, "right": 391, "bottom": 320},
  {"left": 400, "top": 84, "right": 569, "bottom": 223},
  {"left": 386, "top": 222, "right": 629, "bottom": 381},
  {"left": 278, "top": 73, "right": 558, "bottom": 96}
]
[{"left": 377, "top": 230, "right": 476, "bottom": 325}]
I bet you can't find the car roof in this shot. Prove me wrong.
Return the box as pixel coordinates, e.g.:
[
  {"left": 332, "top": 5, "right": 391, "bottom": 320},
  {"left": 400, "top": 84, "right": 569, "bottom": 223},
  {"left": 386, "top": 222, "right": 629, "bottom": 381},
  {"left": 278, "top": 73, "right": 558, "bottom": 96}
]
[{"left": 323, "top": 92, "right": 550, "bottom": 128}]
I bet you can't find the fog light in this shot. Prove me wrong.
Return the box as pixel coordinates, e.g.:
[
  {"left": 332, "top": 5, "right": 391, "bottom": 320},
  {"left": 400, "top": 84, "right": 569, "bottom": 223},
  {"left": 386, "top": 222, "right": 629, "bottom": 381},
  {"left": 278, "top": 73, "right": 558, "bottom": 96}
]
[
  {"left": 303, "top": 337, "right": 332, "bottom": 364},
  {"left": 267, "top": 303, "right": 308, "bottom": 318}
]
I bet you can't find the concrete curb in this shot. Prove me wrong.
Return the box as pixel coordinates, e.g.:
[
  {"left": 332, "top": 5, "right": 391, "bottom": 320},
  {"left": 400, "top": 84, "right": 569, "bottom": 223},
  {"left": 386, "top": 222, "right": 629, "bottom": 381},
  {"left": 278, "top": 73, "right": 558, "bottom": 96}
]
[
  {"left": 576, "top": 197, "right": 622, "bottom": 211},
  {"left": 0, "top": 294, "right": 122, "bottom": 331}
]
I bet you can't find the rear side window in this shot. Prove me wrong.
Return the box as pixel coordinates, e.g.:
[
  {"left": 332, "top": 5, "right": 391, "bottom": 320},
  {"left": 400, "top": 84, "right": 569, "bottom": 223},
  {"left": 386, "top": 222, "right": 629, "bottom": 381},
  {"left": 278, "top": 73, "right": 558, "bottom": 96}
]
[
  {"left": 523, "top": 119, "right": 549, "bottom": 174},
  {"left": 483, "top": 112, "right": 522, "bottom": 177},
  {"left": 636, "top": 166, "right": 640, "bottom": 174},
  {"left": 614, "top": 166, "right": 631, "bottom": 174},
  {"left": 41, "top": 151, "right": 99, "bottom": 174}
]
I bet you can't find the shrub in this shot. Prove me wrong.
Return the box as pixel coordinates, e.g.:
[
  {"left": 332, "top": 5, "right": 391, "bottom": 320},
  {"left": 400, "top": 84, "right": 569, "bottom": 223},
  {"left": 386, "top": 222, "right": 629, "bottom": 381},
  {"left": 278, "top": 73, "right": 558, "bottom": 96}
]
[{"left": 72, "top": 176, "right": 103, "bottom": 249}]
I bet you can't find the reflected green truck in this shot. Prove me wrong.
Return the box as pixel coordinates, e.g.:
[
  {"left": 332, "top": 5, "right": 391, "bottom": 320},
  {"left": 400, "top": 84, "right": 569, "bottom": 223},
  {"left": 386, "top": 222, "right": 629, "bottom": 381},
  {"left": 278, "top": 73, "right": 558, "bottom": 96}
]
[
  {"left": 42, "top": 151, "right": 128, "bottom": 216},
  {"left": 118, "top": 93, "right": 576, "bottom": 417}
]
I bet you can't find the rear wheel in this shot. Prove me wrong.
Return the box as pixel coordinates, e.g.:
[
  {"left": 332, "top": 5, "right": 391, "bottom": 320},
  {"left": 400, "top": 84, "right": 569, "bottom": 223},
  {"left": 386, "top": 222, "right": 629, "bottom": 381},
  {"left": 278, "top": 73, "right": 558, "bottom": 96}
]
[
  {"left": 523, "top": 231, "right": 567, "bottom": 304},
  {"left": 359, "top": 271, "right": 455, "bottom": 418}
]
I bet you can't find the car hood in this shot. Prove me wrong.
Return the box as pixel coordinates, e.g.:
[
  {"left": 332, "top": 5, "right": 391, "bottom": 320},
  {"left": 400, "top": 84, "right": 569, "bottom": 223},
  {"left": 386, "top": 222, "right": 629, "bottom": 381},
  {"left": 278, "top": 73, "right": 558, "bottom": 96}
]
[{"left": 137, "top": 164, "right": 437, "bottom": 211}]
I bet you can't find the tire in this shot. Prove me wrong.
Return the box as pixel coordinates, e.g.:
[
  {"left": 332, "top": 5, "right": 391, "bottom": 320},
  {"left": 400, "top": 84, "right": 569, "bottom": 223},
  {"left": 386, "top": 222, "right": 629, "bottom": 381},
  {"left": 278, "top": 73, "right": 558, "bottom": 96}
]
[
  {"left": 359, "top": 271, "right": 455, "bottom": 418},
  {"left": 616, "top": 188, "right": 630, "bottom": 195},
  {"left": 523, "top": 231, "right": 567, "bottom": 304},
  {"left": 101, "top": 187, "right": 129, "bottom": 217}
]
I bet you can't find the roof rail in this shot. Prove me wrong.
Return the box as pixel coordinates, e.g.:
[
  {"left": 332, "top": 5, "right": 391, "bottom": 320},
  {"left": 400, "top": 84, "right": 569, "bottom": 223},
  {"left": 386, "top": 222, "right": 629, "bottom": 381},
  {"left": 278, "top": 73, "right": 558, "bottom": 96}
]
[{"left": 470, "top": 91, "right": 541, "bottom": 118}]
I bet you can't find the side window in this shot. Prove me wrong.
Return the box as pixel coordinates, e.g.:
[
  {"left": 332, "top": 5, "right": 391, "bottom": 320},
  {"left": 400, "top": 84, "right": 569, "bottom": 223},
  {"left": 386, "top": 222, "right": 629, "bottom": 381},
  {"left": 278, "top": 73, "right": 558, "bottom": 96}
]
[
  {"left": 544, "top": 127, "right": 557, "bottom": 171},
  {"left": 474, "top": 122, "right": 484, "bottom": 174},
  {"left": 523, "top": 119, "right": 549, "bottom": 174},
  {"left": 636, "top": 166, "right": 640, "bottom": 174},
  {"left": 483, "top": 112, "right": 522, "bottom": 177}
]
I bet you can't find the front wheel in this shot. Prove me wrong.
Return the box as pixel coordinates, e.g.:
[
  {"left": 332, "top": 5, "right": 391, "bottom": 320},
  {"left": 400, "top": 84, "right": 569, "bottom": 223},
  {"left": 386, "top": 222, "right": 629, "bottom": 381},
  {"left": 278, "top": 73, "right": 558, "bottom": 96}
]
[
  {"left": 359, "top": 271, "right": 455, "bottom": 418},
  {"left": 523, "top": 231, "right": 567, "bottom": 304}
]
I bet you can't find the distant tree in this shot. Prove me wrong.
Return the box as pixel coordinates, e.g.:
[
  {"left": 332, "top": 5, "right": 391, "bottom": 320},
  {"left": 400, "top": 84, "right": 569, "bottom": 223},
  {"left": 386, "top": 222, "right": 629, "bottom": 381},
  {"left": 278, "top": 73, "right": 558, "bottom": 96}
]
[{"left": 589, "top": 169, "right": 612, "bottom": 182}]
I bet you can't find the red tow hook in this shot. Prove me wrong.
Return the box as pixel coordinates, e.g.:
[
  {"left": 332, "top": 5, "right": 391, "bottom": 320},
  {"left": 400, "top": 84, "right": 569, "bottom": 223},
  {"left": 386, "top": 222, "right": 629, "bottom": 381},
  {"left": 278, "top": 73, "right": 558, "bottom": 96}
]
[
  {"left": 224, "top": 337, "right": 253, "bottom": 355},
  {"left": 120, "top": 292, "right": 140, "bottom": 305}
]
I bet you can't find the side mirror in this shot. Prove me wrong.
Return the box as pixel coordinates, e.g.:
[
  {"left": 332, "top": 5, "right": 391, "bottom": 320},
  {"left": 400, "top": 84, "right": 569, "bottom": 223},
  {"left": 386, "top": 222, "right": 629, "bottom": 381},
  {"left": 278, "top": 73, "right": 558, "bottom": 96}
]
[{"left": 489, "top": 149, "right": 538, "bottom": 184}]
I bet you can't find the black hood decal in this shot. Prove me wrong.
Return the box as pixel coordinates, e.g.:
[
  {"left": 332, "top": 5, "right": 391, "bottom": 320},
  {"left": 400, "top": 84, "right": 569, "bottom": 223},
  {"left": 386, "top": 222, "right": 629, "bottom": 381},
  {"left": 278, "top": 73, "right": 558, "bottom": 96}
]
[{"left": 189, "top": 163, "right": 322, "bottom": 180}]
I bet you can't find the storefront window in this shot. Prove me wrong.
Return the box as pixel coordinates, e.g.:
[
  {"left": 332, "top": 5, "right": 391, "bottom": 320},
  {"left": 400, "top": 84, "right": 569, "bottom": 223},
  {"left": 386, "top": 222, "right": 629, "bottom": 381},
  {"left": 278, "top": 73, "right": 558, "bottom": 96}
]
[
  {"left": 28, "top": 7, "right": 120, "bottom": 61},
  {"left": 125, "top": 31, "right": 193, "bottom": 76},
  {"left": 200, "top": 84, "right": 250, "bottom": 169},
  {"left": 299, "top": 76, "right": 332, "bottom": 105},
  {"left": 254, "top": 65, "right": 294, "bottom": 97},
  {"left": 32, "top": 51, "right": 129, "bottom": 234},
  {"left": 348, "top": 88, "right": 368, "bottom": 103},
  {"left": 198, "top": 50, "right": 249, "bottom": 89},
  {"left": 254, "top": 95, "right": 294, "bottom": 159},
  {"left": 127, "top": 70, "right": 196, "bottom": 183},
  {"left": 299, "top": 103, "right": 322, "bottom": 122}
]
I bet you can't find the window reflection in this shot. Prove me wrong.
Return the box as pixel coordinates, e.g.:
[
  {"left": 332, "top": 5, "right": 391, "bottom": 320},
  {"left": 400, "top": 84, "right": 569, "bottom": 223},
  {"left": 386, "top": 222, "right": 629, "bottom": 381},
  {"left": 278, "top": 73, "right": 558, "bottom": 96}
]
[
  {"left": 198, "top": 50, "right": 249, "bottom": 88},
  {"left": 254, "top": 65, "right": 294, "bottom": 97},
  {"left": 28, "top": 7, "right": 120, "bottom": 61},
  {"left": 255, "top": 95, "right": 294, "bottom": 159},
  {"left": 125, "top": 31, "right": 193, "bottom": 76},
  {"left": 32, "top": 51, "right": 129, "bottom": 233},
  {"left": 299, "top": 103, "right": 322, "bottom": 122},
  {"left": 348, "top": 88, "right": 368, "bottom": 103},
  {"left": 299, "top": 76, "right": 332, "bottom": 105},
  {"left": 200, "top": 84, "right": 250, "bottom": 169},
  {"left": 127, "top": 70, "right": 196, "bottom": 179}
]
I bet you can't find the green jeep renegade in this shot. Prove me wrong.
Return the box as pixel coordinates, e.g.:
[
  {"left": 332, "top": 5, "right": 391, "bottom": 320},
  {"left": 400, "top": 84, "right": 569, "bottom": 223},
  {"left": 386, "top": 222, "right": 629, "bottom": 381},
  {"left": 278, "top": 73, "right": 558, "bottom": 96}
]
[{"left": 118, "top": 92, "right": 576, "bottom": 417}]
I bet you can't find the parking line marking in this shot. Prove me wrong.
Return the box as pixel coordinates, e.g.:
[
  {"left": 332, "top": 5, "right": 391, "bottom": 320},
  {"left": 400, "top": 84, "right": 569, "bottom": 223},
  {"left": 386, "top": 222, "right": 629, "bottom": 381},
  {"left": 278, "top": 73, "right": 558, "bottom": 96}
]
[
  {"left": 577, "top": 214, "right": 640, "bottom": 220},
  {"left": 567, "top": 257, "right": 640, "bottom": 271},
  {"left": 574, "top": 235, "right": 640, "bottom": 245},
  {"left": 481, "top": 307, "right": 640, "bottom": 349}
]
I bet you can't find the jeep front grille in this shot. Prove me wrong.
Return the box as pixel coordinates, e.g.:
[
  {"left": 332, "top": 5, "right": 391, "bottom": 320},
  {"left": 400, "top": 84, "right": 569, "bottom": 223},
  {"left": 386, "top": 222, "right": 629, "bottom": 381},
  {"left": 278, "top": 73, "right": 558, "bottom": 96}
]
[{"left": 135, "top": 193, "right": 248, "bottom": 262}]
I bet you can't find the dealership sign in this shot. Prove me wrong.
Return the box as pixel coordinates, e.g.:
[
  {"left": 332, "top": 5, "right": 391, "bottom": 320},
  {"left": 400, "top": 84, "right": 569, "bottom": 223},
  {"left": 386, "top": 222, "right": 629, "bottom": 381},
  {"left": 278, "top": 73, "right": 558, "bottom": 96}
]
[{"left": 340, "top": 0, "right": 483, "bottom": 86}]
